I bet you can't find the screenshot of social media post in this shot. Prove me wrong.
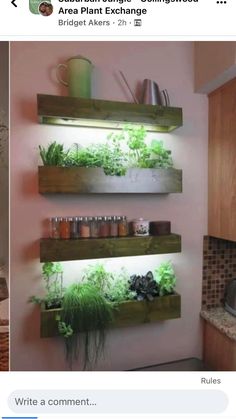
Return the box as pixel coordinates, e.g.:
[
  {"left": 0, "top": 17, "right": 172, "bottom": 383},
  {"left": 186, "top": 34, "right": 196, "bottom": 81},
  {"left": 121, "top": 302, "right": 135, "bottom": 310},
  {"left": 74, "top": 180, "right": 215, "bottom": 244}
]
[
  {"left": 5, "top": 39, "right": 236, "bottom": 374},
  {"left": 0, "top": 0, "right": 236, "bottom": 417}
]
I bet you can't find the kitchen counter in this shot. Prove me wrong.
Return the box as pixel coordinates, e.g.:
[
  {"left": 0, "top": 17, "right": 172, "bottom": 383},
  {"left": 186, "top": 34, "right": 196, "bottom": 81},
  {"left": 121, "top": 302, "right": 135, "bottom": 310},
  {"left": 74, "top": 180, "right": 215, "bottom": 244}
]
[{"left": 201, "top": 307, "right": 236, "bottom": 342}]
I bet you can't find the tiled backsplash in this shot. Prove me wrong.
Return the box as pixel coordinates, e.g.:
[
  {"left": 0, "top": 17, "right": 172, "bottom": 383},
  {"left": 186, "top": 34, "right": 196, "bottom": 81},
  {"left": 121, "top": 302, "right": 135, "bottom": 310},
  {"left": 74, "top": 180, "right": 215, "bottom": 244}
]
[{"left": 202, "top": 236, "right": 236, "bottom": 309}]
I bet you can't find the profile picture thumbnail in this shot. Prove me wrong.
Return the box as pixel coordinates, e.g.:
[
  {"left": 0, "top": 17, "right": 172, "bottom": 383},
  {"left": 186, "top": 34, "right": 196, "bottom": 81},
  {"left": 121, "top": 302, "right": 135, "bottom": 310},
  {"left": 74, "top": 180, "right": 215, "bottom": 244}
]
[{"left": 39, "top": 2, "right": 53, "bottom": 16}]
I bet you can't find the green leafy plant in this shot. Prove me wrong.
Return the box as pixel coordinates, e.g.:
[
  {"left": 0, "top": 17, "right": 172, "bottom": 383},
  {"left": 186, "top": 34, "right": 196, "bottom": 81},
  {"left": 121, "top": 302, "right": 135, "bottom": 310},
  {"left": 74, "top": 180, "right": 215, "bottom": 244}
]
[
  {"left": 59, "top": 282, "right": 113, "bottom": 369},
  {"left": 154, "top": 261, "right": 176, "bottom": 296},
  {"left": 106, "top": 267, "right": 135, "bottom": 303},
  {"left": 29, "top": 262, "right": 64, "bottom": 309},
  {"left": 39, "top": 141, "right": 67, "bottom": 166},
  {"left": 39, "top": 126, "right": 174, "bottom": 175},
  {"left": 82, "top": 263, "right": 113, "bottom": 294},
  {"left": 150, "top": 140, "right": 173, "bottom": 168}
]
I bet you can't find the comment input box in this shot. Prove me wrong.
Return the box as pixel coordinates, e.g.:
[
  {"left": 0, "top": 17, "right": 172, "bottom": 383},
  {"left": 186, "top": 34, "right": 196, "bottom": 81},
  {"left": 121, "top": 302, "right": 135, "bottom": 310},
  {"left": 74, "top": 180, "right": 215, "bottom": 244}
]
[{"left": 9, "top": 389, "right": 228, "bottom": 414}]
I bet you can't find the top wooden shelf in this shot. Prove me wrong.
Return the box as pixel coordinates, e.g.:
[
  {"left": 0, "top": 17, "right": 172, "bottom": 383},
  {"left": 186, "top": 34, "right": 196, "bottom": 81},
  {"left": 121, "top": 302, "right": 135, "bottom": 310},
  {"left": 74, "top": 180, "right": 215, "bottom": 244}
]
[{"left": 37, "top": 94, "right": 183, "bottom": 132}]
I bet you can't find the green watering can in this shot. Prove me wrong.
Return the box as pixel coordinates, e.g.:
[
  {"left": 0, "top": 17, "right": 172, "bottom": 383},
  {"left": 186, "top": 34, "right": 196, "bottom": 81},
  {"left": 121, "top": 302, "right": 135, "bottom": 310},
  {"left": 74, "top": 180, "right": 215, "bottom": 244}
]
[{"left": 56, "top": 55, "right": 92, "bottom": 98}]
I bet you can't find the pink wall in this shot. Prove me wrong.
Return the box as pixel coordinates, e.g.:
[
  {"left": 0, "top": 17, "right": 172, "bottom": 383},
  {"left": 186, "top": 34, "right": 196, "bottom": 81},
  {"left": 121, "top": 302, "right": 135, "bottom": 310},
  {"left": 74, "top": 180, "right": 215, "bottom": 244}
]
[{"left": 10, "top": 41, "right": 208, "bottom": 371}]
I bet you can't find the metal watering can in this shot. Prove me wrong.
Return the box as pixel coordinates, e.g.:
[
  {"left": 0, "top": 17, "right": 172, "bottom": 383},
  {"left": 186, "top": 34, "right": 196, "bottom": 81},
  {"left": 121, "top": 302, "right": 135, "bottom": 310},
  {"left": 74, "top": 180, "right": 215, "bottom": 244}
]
[{"left": 140, "top": 79, "right": 170, "bottom": 106}]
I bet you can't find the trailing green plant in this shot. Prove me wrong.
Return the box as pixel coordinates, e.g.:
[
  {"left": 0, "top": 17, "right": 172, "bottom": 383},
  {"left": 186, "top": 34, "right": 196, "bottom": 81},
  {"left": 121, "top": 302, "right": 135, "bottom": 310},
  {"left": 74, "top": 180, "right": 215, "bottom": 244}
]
[
  {"left": 29, "top": 262, "right": 64, "bottom": 309},
  {"left": 39, "top": 126, "right": 173, "bottom": 175},
  {"left": 39, "top": 141, "right": 68, "bottom": 166},
  {"left": 154, "top": 261, "right": 176, "bottom": 296},
  {"left": 59, "top": 282, "right": 113, "bottom": 370}
]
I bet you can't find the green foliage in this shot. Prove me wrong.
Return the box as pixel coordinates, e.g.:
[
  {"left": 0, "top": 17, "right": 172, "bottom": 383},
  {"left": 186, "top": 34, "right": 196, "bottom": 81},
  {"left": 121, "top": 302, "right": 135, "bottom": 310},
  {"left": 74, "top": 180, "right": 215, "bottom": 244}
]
[
  {"left": 82, "top": 263, "right": 113, "bottom": 294},
  {"left": 39, "top": 141, "right": 68, "bottom": 166},
  {"left": 56, "top": 315, "right": 73, "bottom": 338},
  {"left": 82, "top": 263, "right": 135, "bottom": 303},
  {"left": 29, "top": 262, "right": 64, "bottom": 309},
  {"left": 60, "top": 282, "right": 113, "bottom": 369},
  {"left": 65, "top": 144, "right": 103, "bottom": 168},
  {"left": 106, "top": 268, "right": 136, "bottom": 303},
  {"left": 65, "top": 141, "right": 126, "bottom": 176},
  {"left": 39, "top": 126, "right": 174, "bottom": 175},
  {"left": 154, "top": 261, "right": 176, "bottom": 296},
  {"left": 150, "top": 140, "right": 173, "bottom": 168}
]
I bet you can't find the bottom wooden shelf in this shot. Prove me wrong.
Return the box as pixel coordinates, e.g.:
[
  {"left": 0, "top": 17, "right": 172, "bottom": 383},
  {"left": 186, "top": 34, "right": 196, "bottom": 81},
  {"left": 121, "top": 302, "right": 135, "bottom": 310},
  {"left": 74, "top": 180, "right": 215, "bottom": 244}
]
[{"left": 41, "top": 293, "right": 181, "bottom": 338}]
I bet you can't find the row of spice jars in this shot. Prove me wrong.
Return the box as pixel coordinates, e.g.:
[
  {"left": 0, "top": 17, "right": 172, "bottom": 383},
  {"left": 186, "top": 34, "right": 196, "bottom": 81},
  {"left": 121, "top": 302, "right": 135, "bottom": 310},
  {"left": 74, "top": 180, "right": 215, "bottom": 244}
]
[{"left": 49, "top": 216, "right": 129, "bottom": 239}]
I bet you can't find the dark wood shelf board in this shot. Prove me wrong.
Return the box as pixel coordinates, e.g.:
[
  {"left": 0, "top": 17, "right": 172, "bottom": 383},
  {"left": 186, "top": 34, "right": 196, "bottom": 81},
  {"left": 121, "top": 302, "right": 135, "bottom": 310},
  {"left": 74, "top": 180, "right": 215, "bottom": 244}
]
[
  {"left": 37, "top": 94, "right": 183, "bottom": 132},
  {"left": 40, "top": 234, "right": 181, "bottom": 262},
  {"left": 38, "top": 167, "right": 182, "bottom": 194},
  {"left": 41, "top": 293, "right": 181, "bottom": 338}
]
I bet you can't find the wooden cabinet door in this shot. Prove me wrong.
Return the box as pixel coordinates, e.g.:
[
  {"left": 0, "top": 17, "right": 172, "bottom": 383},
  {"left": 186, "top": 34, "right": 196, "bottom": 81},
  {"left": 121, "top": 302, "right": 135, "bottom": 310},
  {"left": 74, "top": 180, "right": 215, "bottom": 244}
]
[{"left": 208, "top": 78, "right": 236, "bottom": 241}]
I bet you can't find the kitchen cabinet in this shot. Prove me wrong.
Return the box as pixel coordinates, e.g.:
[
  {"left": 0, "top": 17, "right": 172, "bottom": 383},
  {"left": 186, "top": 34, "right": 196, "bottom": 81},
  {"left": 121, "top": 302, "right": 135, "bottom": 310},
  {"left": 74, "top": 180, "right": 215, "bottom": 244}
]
[
  {"left": 203, "top": 320, "right": 236, "bottom": 371},
  {"left": 208, "top": 78, "right": 236, "bottom": 241}
]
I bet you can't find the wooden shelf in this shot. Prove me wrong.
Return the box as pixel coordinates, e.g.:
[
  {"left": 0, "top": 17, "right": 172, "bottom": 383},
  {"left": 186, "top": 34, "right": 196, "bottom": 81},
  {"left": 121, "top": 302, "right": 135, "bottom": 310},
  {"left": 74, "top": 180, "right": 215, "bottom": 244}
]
[
  {"left": 40, "top": 234, "right": 181, "bottom": 262},
  {"left": 38, "top": 167, "right": 182, "bottom": 194},
  {"left": 41, "top": 293, "right": 181, "bottom": 338},
  {"left": 37, "top": 94, "right": 183, "bottom": 132}
]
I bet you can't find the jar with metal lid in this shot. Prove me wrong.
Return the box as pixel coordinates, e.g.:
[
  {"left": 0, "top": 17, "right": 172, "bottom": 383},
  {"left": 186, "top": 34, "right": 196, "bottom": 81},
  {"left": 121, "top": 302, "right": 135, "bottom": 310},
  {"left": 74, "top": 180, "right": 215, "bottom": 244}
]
[
  {"left": 118, "top": 216, "right": 128, "bottom": 237},
  {"left": 60, "top": 217, "right": 70, "bottom": 239},
  {"left": 100, "top": 216, "right": 110, "bottom": 238},
  {"left": 90, "top": 216, "right": 99, "bottom": 238},
  {"left": 49, "top": 217, "right": 60, "bottom": 239},
  {"left": 110, "top": 216, "right": 118, "bottom": 237},
  {"left": 70, "top": 217, "right": 79, "bottom": 239},
  {"left": 80, "top": 216, "right": 91, "bottom": 238}
]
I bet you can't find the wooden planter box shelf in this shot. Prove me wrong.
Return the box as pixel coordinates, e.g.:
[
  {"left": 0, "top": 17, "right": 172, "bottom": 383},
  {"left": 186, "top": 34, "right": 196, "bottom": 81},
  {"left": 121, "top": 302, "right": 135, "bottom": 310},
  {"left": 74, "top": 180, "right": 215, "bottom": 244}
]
[
  {"left": 40, "top": 234, "right": 181, "bottom": 262},
  {"left": 41, "top": 293, "right": 181, "bottom": 338},
  {"left": 37, "top": 94, "right": 183, "bottom": 132},
  {"left": 38, "top": 166, "right": 182, "bottom": 194}
]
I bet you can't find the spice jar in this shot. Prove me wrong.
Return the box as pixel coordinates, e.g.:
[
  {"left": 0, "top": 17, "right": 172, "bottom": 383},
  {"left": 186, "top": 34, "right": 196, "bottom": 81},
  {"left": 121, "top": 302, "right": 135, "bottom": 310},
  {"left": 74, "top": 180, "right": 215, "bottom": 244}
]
[
  {"left": 118, "top": 216, "right": 128, "bottom": 237},
  {"left": 80, "top": 216, "right": 91, "bottom": 238},
  {"left": 49, "top": 217, "right": 60, "bottom": 239},
  {"left": 100, "top": 216, "right": 110, "bottom": 237},
  {"left": 132, "top": 218, "right": 150, "bottom": 236},
  {"left": 90, "top": 216, "right": 99, "bottom": 238},
  {"left": 110, "top": 216, "right": 118, "bottom": 237},
  {"left": 70, "top": 217, "right": 79, "bottom": 239},
  {"left": 60, "top": 217, "right": 70, "bottom": 239}
]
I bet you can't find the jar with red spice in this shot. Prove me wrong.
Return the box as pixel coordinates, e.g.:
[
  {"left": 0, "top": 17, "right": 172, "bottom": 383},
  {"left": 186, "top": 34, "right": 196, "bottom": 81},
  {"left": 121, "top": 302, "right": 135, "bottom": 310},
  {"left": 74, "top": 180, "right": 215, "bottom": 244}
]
[{"left": 59, "top": 217, "right": 70, "bottom": 239}]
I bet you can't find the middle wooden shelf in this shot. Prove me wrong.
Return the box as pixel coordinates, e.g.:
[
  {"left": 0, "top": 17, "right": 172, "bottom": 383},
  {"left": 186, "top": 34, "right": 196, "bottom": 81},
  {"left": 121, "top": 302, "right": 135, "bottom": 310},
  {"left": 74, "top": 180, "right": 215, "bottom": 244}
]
[
  {"left": 38, "top": 167, "right": 182, "bottom": 194},
  {"left": 40, "top": 234, "right": 181, "bottom": 262}
]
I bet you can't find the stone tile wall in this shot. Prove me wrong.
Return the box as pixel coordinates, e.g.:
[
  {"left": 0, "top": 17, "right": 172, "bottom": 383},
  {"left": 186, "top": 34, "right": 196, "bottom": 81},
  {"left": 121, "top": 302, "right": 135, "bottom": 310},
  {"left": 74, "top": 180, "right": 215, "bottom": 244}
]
[{"left": 202, "top": 236, "right": 236, "bottom": 309}]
